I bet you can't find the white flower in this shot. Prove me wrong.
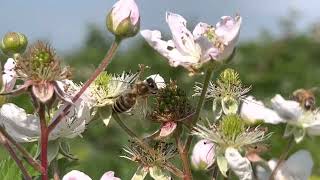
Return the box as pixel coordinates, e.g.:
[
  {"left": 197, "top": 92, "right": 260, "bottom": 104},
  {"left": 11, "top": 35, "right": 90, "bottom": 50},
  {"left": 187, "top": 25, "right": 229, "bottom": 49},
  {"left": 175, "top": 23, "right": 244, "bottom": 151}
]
[
  {"left": 107, "top": 0, "right": 140, "bottom": 37},
  {"left": 141, "top": 12, "right": 241, "bottom": 73},
  {"left": 256, "top": 150, "right": 313, "bottom": 180},
  {"left": 2, "top": 58, "right": 17, "bottom": 92},
  {"left": 62, "top": 170, "right": 92, "bottom": 180},
  {"left": 225, "top": 147, "right": 253, "bottom": 180},
  {"left": 240, "top": 94, "right": 320, "bottom": 142},
  {"left": 0, "top": 80, "right": 93, "bottom": 142},
  {"left": 191, "top": 139, "right": 215, "bottom": 170}
]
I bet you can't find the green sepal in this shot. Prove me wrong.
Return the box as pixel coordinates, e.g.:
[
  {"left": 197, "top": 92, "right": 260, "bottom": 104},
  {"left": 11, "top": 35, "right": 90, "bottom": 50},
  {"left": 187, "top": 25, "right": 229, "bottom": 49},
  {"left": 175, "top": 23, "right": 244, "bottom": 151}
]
[
  {"left": 149, "top": 166, "right": 171, "bottom": 180},
  {"left": 217, "top": 154, "right": 229, "bottom": 177},
  {"left": 131, "top": 166, "right": 148, "bottom": 180}
]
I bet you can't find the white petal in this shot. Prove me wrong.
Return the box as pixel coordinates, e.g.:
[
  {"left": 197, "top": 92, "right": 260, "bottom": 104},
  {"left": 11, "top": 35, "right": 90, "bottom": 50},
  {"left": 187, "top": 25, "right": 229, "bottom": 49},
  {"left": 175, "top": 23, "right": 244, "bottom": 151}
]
[
  {"left": 2, "top": 73, "right": 16, "bottom": 92},
  {"left": 62, "top": 170, "right": 92, "bottom": 180},
  {"left": 271, "top": 94, "right": 303, "bottom": 121},
  {"left": 141, "top": 29, "right": 199, "bottom": 68},
  {"left": 191, "top": 139, "right": 215, "bottom": 170},
  {"left": 215, "top": 15, "right": 242, "bottom": 45},
  {"left": 4, "top": 58, "right": 16, "bottom": 73},
  {"left": 284, "top": 150, "right": 313, "bottom": 179},
  {"left": 0, "top": 103, "right": 40, "bottom": 142},
  {"left": 225, "top": 147, "right": 253, "bottom": 180},
  {"left": 166, "top": 12, "right": 200, "bottom": 57},
  {"left": 50, "top": 100, "right": 90, "bottom": 140},
  {"left": 240, "top": 96, "right": 284, "bottom": 124},
  {"left": 144, "top": 74, "right": 166, "bottom": 89}
]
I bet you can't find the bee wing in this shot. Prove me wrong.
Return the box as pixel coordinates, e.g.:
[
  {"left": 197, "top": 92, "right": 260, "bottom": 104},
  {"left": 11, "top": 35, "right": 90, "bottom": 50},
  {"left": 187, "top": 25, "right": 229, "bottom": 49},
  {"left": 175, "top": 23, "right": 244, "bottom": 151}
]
[{"left": 106, "top": 72, "right": 140, "bottom": 99}]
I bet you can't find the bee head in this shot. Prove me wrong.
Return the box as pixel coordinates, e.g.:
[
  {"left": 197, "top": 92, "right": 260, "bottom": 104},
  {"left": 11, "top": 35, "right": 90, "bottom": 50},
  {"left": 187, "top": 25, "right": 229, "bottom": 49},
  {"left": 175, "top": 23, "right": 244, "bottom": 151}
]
[
  {"left": 145, "top": 77, "right": 158, "bottom": 94},
  {"left": 292, "top": 89, "right": 316, "bottom": 110}
]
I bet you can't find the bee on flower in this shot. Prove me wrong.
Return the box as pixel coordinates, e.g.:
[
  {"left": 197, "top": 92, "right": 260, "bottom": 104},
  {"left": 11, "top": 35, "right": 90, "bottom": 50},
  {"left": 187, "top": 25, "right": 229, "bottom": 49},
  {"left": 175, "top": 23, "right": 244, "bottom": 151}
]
[
  {"left": 121, "top": 140, "right": 177, "bottom": 180},
  {"left": 88, "top": 67, "right": 165, "bottom": 126},
  {"left": 194, "top": 68, "right": 251, "bottom": 119},
  {"left": 240, "top": 89, "right": 320, "bottom": 143},
  {"left": 141, "top": 12, "right": 241, "bottom": 74},
  {"left": 192, "top": 114, "right": 271, "bottom": 179}
]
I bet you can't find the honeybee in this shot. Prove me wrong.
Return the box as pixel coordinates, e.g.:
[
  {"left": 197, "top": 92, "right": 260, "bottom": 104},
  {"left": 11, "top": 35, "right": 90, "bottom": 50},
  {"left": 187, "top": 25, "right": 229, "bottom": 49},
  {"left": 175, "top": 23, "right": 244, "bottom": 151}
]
[
  {"left": 292, "top": 88, "right": 316, "bottom": 110},
  {"left": 111, "top": 66, "right": 165, "bottom": 114}
]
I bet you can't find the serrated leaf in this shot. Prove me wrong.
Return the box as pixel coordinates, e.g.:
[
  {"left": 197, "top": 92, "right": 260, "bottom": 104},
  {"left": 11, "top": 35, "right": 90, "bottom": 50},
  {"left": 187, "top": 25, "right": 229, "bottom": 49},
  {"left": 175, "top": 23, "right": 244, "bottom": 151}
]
[
  {"left": 131, "top": 166, "right": 148, "bottom": 180},
  {"left": 59, "top": 140, "right": 78, "bottom": 160},
  {"left": 149, "top": 166, "right": 171, "bottom": 180},
  {"left": 0, "top": 158, "right": 22, "bottom": 179},
  {"left": 217, "top": 154, "right": 228, "bottom": 177}
]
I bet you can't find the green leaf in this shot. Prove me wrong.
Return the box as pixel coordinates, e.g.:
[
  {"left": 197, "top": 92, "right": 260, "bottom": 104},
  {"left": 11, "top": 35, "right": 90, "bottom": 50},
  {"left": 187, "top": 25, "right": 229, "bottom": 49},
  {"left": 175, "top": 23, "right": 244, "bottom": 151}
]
[
  {"left": 131, "top": 166, "right": 148, "bottom": 180},
  {"left": 149, "top": 166, "right": 171, "bottom": 180},
  {"left": 47, "top": 140, "right": 60, "bottom": 164},
  {"left": 0, "top": 158, "right": 23, "bottom": 179},
  {"left": 217, "top": 154, "right": 228, "bottom": 177}
]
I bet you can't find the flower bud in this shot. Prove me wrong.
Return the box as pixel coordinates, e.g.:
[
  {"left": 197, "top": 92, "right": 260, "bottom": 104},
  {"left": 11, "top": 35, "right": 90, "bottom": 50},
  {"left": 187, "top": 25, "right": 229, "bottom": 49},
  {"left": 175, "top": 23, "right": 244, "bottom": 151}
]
[
  {"left": 191, "top": 139, "right": 215, "bottom": 170},
  {"left": 106, "top": 0, "right": 140, "bottom": 38},
  {"left": 0, "top": 32, "right": 28, "bottom": 56}
]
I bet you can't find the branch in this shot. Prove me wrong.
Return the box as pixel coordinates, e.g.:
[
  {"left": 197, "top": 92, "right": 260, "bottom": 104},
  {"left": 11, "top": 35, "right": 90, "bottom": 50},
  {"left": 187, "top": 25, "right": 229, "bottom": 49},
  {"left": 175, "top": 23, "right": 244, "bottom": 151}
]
[
  {"left": 0, "top": 131, "right": 31, "bottom": 180},
  {"left": 48, "top": 38, "right": 121, "bottom": 133},
  {"left": 184, "top": 68, "right": 214, "bottom": 151},
  {"left": 39, "top": 104, "right": 49, "bottom": 180},
  {"left": 0, "top": 126, "right": 44, "bottom": 173}
]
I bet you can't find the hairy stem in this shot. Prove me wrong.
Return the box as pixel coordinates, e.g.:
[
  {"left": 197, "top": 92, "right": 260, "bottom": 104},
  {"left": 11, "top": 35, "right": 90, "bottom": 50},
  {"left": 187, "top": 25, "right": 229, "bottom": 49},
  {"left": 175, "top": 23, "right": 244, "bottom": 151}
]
[
  {"left": 0, "top": 132, "right": 31, "bottom": 180},
  {"left": 52, "top": 159, "right": 60, "bottom": 180},
  {"left": 0, "top": 126, "right": 44, "bottom": 173},
  {"left": 175, "top": 136, "right": 192, "bottom": 180},
  {"left": 184, "top": 68, "right": 214, "bottom": 157},
  {"left": 48, "top": 38, "right": 121, "bottom": 133},
  {"left": 39, "top": 104, "right": 49, "bottom": 180},
  {"left": 269, "top": 135, "right": 295, "bottom": 180}
]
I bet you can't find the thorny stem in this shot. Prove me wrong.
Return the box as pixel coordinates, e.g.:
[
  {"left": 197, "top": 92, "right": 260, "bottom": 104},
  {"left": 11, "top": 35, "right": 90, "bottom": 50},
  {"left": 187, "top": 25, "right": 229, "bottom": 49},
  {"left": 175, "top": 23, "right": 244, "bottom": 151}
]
[
  {"left": 39, "top": 104, "right": 49, "bottom": 180},
  {"left": 48, "top": 38, "right": 121, "bottom": 133},
  {"left": 269, "top": 135, "right": 295, "bottom": 180},
  {"left": 113, "top": 113, "right": 184, "bottom": 178},
  {"left": 0, "top": 131, "right": 31, "bottom": 180},
  {"left": 0, "top": 126, "right": 44, "bottom": 173},
  {"left": 175, "top": 136, "right": 192, "bottom": 180}
]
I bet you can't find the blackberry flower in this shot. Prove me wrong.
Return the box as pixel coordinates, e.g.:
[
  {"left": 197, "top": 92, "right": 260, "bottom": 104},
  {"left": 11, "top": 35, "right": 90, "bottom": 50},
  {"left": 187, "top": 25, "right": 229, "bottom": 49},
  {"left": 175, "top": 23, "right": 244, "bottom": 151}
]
[
  {"left": 150, "top": 81, "right": 194, "bottom": 137},
  {"left": 3, "top": 41, "right": 71, "bottom": 107}
]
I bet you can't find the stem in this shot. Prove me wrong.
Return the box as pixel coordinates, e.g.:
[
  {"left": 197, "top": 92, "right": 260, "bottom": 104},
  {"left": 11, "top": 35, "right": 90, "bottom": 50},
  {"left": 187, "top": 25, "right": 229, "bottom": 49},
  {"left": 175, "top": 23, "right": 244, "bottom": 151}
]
[
  {"left": 113, "top": 113, "right": 139, "bottom": 139},
  {"left": 0, "top": 132, "right": 31, "bottom": 180},
  {"left": 39, "top": 104, "right": 49, "bottom": 180},
  {"left": 0, "top": 126, "right": 44, "bottom": 173},
  {"left": 269, "top": 135, "right": 295, "bottom": 180},
  {"left": 184, "top": 68, "right": 214, "bottom": 151},
  {"left": 48, "top": 38, "right": 121, "bottom": 133},
  {"left": 175, "top": 136, "right": 192, "bottom": 180}
]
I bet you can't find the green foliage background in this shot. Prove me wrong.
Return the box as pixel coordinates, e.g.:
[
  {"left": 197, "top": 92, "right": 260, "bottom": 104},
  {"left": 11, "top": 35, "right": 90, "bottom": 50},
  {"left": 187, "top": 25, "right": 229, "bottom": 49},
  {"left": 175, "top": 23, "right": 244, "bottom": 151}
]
[{"left": 1, "top": 23, "right": 320, "bottom": 179}]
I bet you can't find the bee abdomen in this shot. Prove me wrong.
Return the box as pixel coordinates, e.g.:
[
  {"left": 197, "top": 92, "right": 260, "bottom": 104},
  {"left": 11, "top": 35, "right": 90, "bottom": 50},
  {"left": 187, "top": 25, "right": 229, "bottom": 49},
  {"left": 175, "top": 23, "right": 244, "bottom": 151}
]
[{"left": 113, "top": 93, "right": 137, "bottom": 113}]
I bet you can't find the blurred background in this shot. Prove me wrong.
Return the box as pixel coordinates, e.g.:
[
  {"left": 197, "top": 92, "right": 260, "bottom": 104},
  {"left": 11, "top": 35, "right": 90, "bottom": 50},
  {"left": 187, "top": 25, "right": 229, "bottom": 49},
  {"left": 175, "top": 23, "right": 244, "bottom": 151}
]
[{"left": 1, "top": 0, "right": 320, "bottom": 179}]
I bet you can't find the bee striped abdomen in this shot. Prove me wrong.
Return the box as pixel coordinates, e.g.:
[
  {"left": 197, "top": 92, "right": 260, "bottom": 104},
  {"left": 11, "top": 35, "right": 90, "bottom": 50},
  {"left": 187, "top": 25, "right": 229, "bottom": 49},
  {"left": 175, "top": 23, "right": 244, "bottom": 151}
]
[{"left": 113, "top": 93, "right": 137, "bottom": 113}]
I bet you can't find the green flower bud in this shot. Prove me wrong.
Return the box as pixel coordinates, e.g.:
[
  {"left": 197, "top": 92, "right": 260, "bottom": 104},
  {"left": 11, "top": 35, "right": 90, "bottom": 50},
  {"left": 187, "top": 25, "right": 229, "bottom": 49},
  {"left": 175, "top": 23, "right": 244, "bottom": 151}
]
[{"left": 0, "top": 32, "right": 28, "bottom": 56}]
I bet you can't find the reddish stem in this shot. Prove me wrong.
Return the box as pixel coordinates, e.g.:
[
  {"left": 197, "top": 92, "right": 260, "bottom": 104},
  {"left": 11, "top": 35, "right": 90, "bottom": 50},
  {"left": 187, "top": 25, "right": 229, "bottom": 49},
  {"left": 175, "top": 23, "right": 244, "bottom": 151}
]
[
  {"left": 48, "top": 38, "right": 120, "bottom": 133},
  {"left": 39, "top": 104, "right": 49, "bottom": 180}
]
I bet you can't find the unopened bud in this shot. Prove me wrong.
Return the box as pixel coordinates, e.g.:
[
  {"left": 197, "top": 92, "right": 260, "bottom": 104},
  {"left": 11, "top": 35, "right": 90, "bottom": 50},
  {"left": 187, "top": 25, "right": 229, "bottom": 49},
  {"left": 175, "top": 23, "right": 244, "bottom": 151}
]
[
  {"left": 0, "top": 32, "right": 28, "bottom": 56},
  {"left": 191, "top": 139, "right": 215, "bottom": 170},
  {"left": 106, "top": 0, "right": 140, "bottom": 39}
]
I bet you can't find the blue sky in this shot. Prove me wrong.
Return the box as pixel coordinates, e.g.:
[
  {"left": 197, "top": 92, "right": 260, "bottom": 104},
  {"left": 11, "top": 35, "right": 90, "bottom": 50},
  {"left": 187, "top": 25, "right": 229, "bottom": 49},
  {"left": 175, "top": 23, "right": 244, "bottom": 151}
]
[{"left": 1, "top": 0, "right": 319, "bottom": 52}]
